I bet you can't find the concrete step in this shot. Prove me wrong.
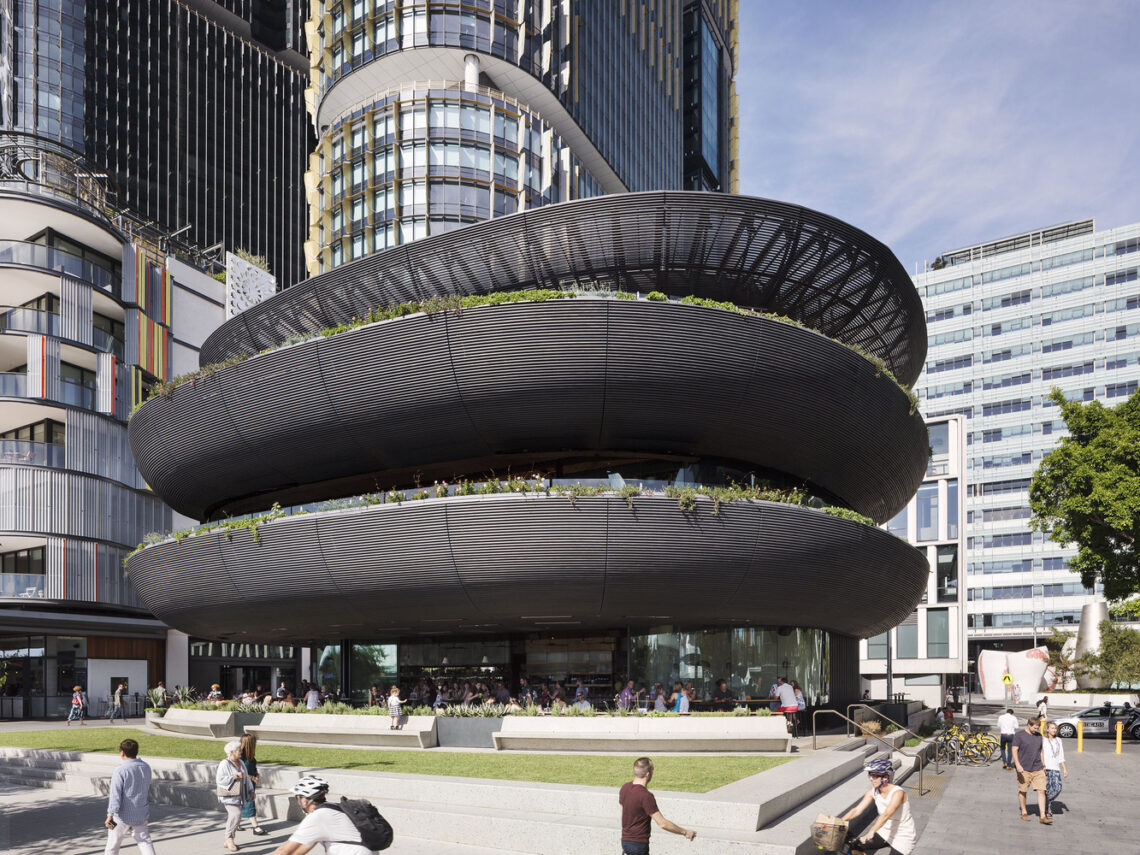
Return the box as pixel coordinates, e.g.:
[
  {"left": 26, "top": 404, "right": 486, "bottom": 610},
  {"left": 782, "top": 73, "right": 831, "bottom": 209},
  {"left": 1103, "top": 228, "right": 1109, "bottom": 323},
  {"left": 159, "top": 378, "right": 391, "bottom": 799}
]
[{"left": 0, "top": 747, "right": 871, "bottom": 854}]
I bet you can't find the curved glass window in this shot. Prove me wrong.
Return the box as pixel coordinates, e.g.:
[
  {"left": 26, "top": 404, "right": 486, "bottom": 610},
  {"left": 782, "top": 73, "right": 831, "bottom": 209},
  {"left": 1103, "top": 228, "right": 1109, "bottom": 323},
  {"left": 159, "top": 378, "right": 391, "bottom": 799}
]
[
  {"left": 312, "top": 87, "right": 603, "bottom": 272},
  {"left": 629, "top": 627, "right": 831, "bottom": 706}
]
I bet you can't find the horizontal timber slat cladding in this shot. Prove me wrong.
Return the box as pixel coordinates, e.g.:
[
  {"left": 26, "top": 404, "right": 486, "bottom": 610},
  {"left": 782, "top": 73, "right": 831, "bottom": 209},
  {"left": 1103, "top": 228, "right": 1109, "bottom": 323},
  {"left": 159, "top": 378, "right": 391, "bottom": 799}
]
[
  {"left": 126, "top": 496, "right": 928, "bottom": 643},
  {"left": 130, "top": 301, "right": 927, "bottom": 522}
]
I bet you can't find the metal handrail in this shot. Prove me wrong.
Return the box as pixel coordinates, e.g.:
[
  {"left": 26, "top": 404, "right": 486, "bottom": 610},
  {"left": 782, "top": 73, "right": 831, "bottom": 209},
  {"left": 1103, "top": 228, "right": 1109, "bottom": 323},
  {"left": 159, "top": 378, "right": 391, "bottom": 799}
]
[
  {"left": 846, "top": 703, "right": 923, "bottom": 743},
  {"left": 811, "top": 708, "right": 934, "bottom": 796}
]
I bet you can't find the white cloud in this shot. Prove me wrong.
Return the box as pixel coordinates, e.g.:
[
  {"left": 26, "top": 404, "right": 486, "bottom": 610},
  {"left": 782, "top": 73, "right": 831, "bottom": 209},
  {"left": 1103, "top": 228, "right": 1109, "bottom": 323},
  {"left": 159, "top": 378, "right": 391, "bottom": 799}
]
[{"left": 736, "top": 1, "right": 1140, "bottom": 268}]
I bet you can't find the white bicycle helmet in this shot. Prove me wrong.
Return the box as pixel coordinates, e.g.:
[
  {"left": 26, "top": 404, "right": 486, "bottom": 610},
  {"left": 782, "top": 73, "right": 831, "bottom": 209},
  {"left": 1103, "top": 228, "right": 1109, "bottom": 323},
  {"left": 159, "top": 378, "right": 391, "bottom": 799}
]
[
  {"left": 290, "top": 775, "right": 330, "bottom": 798},
  {"left": 865, "top": 758, "right": 893, "bottom": 778}
]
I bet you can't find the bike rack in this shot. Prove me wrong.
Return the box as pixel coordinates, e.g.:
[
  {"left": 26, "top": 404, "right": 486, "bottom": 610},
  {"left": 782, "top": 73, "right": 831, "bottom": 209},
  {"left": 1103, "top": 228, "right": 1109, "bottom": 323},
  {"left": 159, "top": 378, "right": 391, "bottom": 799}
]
[{"left": 811, "top": 708, "right": 935, "bottom": 796}]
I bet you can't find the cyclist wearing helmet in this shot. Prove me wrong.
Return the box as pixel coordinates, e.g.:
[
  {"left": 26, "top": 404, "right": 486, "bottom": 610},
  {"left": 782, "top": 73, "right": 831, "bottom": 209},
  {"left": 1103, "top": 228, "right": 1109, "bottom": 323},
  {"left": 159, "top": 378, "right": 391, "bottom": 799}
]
[
  {"left": 270, "top": 776, "right": 372, "bottom": 855},
  {"left": 837, "top": 759, "right": 917, "bottom": 854}
]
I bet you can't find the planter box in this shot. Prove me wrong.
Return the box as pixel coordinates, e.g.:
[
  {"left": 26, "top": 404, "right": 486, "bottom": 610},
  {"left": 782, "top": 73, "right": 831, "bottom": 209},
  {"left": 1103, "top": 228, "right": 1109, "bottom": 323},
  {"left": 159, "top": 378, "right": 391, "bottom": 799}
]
[
  {"left": 861, "top": 729, "right": 908, "bottom": 749},
  {"left": 493, "top": 714, "right": 792, "bottom": 752},
  {"left": 154, "top": 709, "right": 238, "bottom": 738},
  {"left": 246, "top": 713, "right": 438, "bottom": 748},
  {"left": 436, "top": 717, "right": 503, "bottom": 749}
]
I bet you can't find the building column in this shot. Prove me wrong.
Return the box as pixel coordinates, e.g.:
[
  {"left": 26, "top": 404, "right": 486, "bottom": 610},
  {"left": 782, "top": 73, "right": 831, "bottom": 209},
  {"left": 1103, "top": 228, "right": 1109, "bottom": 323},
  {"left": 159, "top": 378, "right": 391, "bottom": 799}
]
[
  {"left": 165, "top": 630, "right": 189, "bottom": 689},
  {"left": 464, "top": 54, "right": 480, "bottom": 90}
]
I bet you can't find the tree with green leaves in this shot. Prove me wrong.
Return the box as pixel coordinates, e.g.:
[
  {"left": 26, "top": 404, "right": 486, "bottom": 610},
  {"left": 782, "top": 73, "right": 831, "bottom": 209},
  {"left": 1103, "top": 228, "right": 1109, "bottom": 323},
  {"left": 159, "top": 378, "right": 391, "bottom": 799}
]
[
  {"left": 1030, "top": 387, "right": 1140, "bottom": 600},
  {"left": 1043, "top": 627, "right": 1081, "bottom": 688},
  {"left": 1079, "top": 620, "right": 1140, "bottom": 689}
]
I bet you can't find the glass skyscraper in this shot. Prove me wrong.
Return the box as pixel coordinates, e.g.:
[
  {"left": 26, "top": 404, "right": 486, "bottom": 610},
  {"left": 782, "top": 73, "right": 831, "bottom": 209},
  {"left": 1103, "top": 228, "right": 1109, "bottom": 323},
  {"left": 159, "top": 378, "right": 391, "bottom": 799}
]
[
  {"left": 913, "top": 218, "right": 1140, "bottom": 661},
  {"left": 0, "top": 0, "right": 311, "bottom": 285},
  {"left": 306, "top": 0, "right": 738, "bottom": 274}
]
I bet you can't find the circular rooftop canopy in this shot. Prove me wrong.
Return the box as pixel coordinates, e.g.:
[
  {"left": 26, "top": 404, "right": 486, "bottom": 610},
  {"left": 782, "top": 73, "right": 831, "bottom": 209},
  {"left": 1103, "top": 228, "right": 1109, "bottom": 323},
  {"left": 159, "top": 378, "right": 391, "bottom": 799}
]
[{"left": 202, "top": 192, "right": 926, "bottom": 385}]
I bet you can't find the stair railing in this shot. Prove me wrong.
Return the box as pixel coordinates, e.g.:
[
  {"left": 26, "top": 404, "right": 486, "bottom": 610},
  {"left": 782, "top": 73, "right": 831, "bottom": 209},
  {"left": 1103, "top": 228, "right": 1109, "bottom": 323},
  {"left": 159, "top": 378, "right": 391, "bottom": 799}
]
[{"left": 811, "top": 708, "right": 934, "bottom": 796}]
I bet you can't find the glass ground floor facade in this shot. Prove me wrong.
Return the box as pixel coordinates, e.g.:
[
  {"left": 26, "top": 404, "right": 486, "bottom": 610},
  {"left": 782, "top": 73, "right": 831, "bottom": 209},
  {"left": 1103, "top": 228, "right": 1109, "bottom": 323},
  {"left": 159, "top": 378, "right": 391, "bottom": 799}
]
[
  {"left": 0, "top": 630, "right": 164, "bottom": 719},
  {"left": 310, "top": 626, "right": 833, "bottom": 708}
]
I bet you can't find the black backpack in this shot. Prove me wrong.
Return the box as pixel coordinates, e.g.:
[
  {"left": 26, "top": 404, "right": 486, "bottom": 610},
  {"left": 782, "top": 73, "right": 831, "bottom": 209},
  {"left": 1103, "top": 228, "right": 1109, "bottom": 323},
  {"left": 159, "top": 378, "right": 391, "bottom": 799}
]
[{"left": 319, "top": 798, "right": 393, "bottom": 851}]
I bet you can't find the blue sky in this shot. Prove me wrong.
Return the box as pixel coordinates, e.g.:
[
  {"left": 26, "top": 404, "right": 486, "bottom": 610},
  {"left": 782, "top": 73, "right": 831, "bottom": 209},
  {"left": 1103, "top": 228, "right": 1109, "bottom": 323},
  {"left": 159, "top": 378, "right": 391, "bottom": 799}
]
[{"left": 734, "top": 1, "right": 1140, "bottom": 273}]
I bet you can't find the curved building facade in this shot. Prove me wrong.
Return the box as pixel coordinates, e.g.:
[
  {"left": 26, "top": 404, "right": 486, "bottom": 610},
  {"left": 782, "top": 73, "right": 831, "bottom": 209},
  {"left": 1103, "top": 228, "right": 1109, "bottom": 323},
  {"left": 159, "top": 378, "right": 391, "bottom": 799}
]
[
  {"left": 127, "top": 192, "right": 930, "bottom": 706},
  {"left": 304, "top": 1, "right": 739, "bottom": 274},
  {"left": 0, "top": 132, "right": 225, "bottom": 716}
]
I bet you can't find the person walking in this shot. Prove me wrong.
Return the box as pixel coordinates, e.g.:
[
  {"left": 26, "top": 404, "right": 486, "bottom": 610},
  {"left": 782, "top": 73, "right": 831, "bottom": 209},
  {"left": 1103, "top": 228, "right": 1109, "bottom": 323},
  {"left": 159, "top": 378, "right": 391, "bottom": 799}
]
[
  {"left": 1012, "top": 716, "right": 1050, "bottom": 824},
  {"left": 104, "top": 738, "right": 158, "bottom": 855},
  {"left": 1037, "top": 695, "right": 1049, "bottom": 722},
  {"left": 239, "top": 733, "right": 268, "bottom": 836},
  {"left": 217, "top": 741, "right": 254, "bottom": 851},
  {"left": 618, "top": 757, "right": 696, "bottom": 854},
  {"left": 839, "top": 758, "right": 917, "bottom": 855},
  {"left": 1043, "top": 721, "right": 1068, "bottom": 820},
  {"left": 67, "top": 685, "right": 87, "bottom": 726},
  {"left": 997, "top": 708, "right": 1019, "bottom": 770},
  {"left": 108, "top": 683, "right": 128, "bottom": 724},
  {"left": 271, "top": 775, "right": 373, "bottom": 855}
]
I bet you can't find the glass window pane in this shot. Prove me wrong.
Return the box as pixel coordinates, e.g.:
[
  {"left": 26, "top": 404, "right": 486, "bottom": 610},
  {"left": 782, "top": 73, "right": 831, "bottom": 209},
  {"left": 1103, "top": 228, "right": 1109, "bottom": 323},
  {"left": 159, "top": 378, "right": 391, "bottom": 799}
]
[
  {"left": 946, "top": 479, "right": 959, "bottom": 539},
  {"left": 916, "top": 484, "right": 939, "bottom": 541},
  {"left": 866, "top": 632, "right": 888, "bottom": 660},
  {"left": 927, "top": 609, "right": 950, "bottom": 658},
  {"left": 936, "top": 545, "right": 958, "bottom": 603},
  {"left": 896, "top": 624, "right": 918, "bottom": 659},
  {"left": 929, "top": 423, "right": 949, "bottom": 456}
]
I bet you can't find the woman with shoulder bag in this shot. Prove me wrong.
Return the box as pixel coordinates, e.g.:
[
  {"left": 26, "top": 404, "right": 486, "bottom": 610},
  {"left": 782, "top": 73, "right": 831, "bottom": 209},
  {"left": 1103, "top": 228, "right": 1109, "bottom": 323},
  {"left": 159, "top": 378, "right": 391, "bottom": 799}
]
[
  {"left": 238, "top": 733, "right": 267, "bottom": 835},
  {"left": 217, "top": 741, "right": 253, "bottom": 851}
]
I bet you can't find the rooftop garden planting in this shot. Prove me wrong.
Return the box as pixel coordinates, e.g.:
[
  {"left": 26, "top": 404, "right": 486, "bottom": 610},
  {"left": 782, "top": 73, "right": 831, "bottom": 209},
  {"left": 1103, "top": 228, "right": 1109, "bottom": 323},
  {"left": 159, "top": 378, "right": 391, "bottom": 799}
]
[{"left": 135, "top": 289, "right": 918, "bottom": 415}]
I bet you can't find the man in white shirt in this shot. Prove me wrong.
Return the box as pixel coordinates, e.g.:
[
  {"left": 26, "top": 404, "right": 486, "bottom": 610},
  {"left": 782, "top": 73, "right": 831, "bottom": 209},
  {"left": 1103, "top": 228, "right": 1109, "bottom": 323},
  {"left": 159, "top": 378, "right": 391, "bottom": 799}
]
[
  {"left": 998, "top": 708, "right": 1019, "bottom": 770},
  {"left": 271, "top": 776, "right": 372, "bottom": 855}
]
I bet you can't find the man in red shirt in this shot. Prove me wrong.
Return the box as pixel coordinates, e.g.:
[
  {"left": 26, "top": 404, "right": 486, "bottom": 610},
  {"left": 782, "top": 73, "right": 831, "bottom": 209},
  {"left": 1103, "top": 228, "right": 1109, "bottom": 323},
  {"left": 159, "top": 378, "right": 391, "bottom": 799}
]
[{"left": 618, "top": 757, "right": 696, "bottom": 854}]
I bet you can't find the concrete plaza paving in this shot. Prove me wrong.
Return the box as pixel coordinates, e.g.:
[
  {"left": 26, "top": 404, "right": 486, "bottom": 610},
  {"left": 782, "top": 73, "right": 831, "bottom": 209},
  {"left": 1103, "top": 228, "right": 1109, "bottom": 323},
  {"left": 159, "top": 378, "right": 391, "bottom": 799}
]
[
  {"left": 912, "top": 735, "right": 1138, "bottom": 854},
  {"left": 0, "top": 780, "right": 509, "bottom": 855},
  {"left": 1, "top": 713, "right": 1135, "bottom": 854}
]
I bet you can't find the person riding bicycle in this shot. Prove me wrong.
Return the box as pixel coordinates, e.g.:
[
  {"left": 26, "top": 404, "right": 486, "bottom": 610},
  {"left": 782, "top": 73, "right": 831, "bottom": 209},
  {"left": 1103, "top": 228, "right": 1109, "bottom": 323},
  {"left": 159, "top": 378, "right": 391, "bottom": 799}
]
[
  {"left": 271, "top": 775, "right": 372, "bottom": 855},
  {"left": 838, "top": 758, "right": 917, "bottom": 855}
]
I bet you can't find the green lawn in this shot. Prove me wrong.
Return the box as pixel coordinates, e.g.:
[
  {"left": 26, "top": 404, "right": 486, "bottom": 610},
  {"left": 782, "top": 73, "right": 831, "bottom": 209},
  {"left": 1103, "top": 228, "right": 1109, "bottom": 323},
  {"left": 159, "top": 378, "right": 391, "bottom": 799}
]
[{"left": 0, "top": 727, "right": 792, "bottom": 793}]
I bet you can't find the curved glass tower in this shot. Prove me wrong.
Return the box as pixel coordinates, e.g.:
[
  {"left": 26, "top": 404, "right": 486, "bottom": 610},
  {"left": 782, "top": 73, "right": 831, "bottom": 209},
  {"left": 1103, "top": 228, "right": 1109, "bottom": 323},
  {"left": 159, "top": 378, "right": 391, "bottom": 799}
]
[{"left": 304, "top": 0, "right": 739, "bottom": 274}]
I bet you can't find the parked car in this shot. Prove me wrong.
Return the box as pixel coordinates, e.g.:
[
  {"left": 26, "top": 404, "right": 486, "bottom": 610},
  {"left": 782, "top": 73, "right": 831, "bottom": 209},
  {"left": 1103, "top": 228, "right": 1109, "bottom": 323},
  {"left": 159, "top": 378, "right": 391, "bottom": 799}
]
[{"left": 1052, "top": 704, "right": 1140, "bottom": 739}]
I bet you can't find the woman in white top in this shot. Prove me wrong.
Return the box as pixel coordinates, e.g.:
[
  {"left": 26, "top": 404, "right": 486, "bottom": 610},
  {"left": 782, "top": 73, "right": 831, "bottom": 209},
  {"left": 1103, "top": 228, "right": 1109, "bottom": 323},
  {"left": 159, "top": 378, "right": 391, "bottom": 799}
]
[
  {"left": 216, "top": 741, "right": 253, "bottom": 851},
  {"left": 1043, "top": 721, "right": 1068, "bottom": 820},
  {"left": 839, "top": 759, "right": 917, "bottom": 855},
  {"left": 1037, "top": 696, "right": 1048, "bottom": 721}
]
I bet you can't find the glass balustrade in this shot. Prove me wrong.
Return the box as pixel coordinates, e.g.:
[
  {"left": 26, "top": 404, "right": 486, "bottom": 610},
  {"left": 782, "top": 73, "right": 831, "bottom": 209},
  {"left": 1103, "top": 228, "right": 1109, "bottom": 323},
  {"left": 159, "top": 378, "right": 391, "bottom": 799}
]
[
  {"left": 0, "top": 574, "right": 46, "bottom": 599},
  {"left": 0, "top": 439, "right": 65, "bottom": 468},
  {"left": 0, "top": 373, "right": 27, "bottom": 397},
  {"left": 91, "top": 327, "right": 125, "bottom": 359},
  {"left": 59, "top": 377, "right": 96, "bottom": 409},
  {"left": 0, "top": 240, "right": 118, "bottom": 294},
  {"left": 0, "top": 307, "right": 60, "bottom": 336}
]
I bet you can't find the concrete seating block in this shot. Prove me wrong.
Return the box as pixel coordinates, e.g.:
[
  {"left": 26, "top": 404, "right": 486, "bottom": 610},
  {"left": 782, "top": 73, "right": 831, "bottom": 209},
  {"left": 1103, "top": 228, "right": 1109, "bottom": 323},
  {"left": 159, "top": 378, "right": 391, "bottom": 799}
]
[
  {"left": 492, "top": 715, "right": 792, "bottom": 753},
  {"left": 245, "top": 713, "right": 438, "bottom": 748},
  {"left": 152, "top": 709, "right": 237, "bottom": 738}
]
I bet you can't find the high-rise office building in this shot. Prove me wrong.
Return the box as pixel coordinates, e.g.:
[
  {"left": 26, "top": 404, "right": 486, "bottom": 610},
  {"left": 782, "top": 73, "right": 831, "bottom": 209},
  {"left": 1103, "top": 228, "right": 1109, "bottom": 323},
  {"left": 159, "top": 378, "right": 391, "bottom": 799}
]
[
  {"left": 0, "top": 0, "right": 311, "bottom": 285},
  {"left": 862, "top": 415, "right": 969, "bottom": 709},
  {"left": 914, "top": 218, "right": 1140, "bottom": 662},
  {"left": 303, "top": 0, "right": 738, "bottom": 274}
]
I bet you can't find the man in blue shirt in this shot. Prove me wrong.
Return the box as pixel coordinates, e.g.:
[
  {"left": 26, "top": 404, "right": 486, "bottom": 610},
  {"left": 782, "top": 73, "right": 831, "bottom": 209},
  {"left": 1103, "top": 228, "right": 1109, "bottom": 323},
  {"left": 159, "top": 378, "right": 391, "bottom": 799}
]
[{"left": 105, "top": 738, "right": 158, "bottom": 854}]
